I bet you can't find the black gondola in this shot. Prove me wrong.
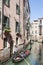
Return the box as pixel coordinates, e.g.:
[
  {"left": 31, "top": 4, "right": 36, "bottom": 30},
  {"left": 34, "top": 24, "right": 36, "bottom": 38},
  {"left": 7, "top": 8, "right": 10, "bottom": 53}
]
[
  {"left": 20, "top": 49, "right": 30, "bottom": 58},
  {"left": 12, "top": 55, "right": 24, "bottom": 63},
  {"left": 12, "top": 49, "right": 30, "bottom": 63}
]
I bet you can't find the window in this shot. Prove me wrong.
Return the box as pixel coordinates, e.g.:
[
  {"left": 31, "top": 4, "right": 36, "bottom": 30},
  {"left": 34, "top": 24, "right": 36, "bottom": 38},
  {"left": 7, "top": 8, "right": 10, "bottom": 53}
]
[
  {"left": 4, "top": 38, "right": 7, "bottom": 48},
  {"left": 23, "top": 0, "right": 25, "bottom": 6},
  {"left": 35, "top": 25, "right": 37, "bottom": 28},
  {"left": 4, "top": 0, "right": 10, "bottom": 7},
  {"left": 39, "top": 26, "right": 42, "bottom": 35},
  {"left": 35, "top": 35, "right": 37, "bottom": 40},
  {"left": 16, "top": 4, "right": 20, "bottom": 15},
  {"left": 16, "top": 22, "right": 20, "bottom": 33},
  {"left": 27, "top": 31, "right": 28, "bottom": 40},
  {"left": 32, "top": 31, "right": 33, "bottom": 34},
  {"left": 0, "top": 11, "right": 1, "bottom": 23},
  {"left": 35, "top": 30, "right": 37, "bottom": 34},
  {"left": 28, "top": 2, "right": 30, "bottom": 12},
  {"left": 39, "top": 20, "right": 42, "bottom": 35},
  {"left": 26, "top": 23, "right": 28, "bottom": 30},
  {"left": 27, "top": 9, "right": 28, "bottom": 12},
  {"left": 3, "top": 16, "right": 10, "bottom": 30},
  {"left": 40, "top": 20, "right": 42, "bottom": 24},
  {"left": 16, "top": 38, "right": 18, "bottom": 44}
]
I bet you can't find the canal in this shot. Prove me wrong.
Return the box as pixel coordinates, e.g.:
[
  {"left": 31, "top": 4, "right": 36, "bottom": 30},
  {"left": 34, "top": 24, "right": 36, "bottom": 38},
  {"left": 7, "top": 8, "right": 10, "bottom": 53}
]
[
  {"left": 1, "top": 44, "right": 32, "bottom": 65},
  {"left": 3, "top": 55, "right": 31, "bottom": 65},
  {"left": 1, "top": 41, "right": 41, "bottom": 65}
]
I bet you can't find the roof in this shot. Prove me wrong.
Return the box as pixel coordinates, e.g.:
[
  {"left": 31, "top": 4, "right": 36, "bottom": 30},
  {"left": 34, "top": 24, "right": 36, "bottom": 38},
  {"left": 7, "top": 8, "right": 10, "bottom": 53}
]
[{"left": 38, "top": 17, "right": 43, "bottom": 20}]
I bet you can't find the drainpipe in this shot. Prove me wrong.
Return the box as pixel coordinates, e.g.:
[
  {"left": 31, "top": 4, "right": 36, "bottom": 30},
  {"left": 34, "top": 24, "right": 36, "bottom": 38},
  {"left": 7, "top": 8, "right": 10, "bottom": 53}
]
[
  {"left": 23, "top": 0, "right": 26, "bottom": 49},
  {"left": 2, "top": 0, "right": 4, "bottom": 39},
  {"left": 19, "top": 0, "right": 20, "bottom": 33}
]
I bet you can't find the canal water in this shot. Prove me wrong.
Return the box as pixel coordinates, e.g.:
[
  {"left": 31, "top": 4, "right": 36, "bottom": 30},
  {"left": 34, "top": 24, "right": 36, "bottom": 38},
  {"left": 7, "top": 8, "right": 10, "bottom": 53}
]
[
  {"left": 4, "top": 56, "right": 31, "bottom": 65},
  {"left": 2, "top": 44, "right": 31, "bottom": 65},
  {"left": 2, "top": 42, "right": 40, "bottom": 65},
  {"left": 2, "top": 54, "right": 39, "bottom": 65}
]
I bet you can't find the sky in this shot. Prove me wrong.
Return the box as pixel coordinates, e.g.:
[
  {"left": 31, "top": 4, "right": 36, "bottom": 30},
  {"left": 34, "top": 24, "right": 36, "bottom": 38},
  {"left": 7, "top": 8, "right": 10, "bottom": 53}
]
[{"left": 29, "top": 0, "right": 43, "bottom": 21}]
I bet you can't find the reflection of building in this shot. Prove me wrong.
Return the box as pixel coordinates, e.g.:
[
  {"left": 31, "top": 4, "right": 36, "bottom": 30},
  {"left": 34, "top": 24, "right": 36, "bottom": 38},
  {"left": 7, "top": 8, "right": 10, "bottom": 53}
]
[
  {"left": 0, "top": 0, "right": 30, "bottom": 54},
  {"left": 30, "top": 18, "right": 43, "bottom": 42}
]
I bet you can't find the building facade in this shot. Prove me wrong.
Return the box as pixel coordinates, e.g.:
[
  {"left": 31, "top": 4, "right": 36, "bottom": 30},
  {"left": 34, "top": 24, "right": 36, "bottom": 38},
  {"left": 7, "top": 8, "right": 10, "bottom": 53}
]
[
  {"left": 30, "top": 20, "right": 39, "bottom": 41},
  {"left": 38, "top": 18, "right": 43, "bottom": 41},
  {"left": 23, "top": 0, "right": 30, "bottom": 44},
  {"left": 0, "top": 0, "right": 30, "bottom": 54},
  {"left": 30, "top": 18, "right": 43, "bottom": 42}
]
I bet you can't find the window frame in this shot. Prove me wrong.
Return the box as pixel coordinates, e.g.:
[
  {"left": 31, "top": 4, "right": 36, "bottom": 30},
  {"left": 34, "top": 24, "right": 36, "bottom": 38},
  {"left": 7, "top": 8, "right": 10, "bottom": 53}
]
[
  {"left": 16, "top": 4, "right": 20, "bottom": 15},
  {"left": 16, "top": 37, "right": 18, "bottom": 45},
  {"left": 4, "top": 38, "right": 7, "bottom": 48},
  {"left": 35, "top": 30, "right": 37, "bottom": 34},
  {"left": 4, "top": 0, "right": 10, "bottom": 7},
  {"left": 3, "top": 16, "right": 10, "bottom": 30},
  {"left": 16, "top": 21, "right": 20, "bottom": 33}
]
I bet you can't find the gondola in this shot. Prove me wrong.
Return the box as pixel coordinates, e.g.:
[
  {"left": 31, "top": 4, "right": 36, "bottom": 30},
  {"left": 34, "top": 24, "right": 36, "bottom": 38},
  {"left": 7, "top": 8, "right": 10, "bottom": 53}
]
[
  {"left": 12, "top": 55, "right": 24, "bottom": 63},
  {"left": 12, "top": 49, "right": 30, "bottom": 63},
  {"left": 20, "top": 49, "right": 30, "bottom": 58}
]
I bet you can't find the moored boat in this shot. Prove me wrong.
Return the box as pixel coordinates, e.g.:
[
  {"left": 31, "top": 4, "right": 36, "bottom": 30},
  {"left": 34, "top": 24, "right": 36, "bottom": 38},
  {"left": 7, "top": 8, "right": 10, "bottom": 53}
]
[
  {"left": 20, "top": 49, "right": 30, "bottom": 58},
  {"left": 12, "top": 49, "right": 30, "bottom": 63},
  {"left": 12, "top": 56, "right": 24, "bottom": 63}
]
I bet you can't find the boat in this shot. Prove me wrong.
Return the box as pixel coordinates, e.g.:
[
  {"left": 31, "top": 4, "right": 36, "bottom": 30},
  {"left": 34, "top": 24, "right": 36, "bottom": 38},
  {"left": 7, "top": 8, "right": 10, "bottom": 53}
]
[
  {"left": 12, "top": 49, "right": 30, "bottom": 63},
  {"left": 19, "top": 52, "right": 26, "bottom": 58},
  {"left": 20, "top": 49, "right": 30, "bottom": 58},
  {"left": 25, "top": 50, "right": 30, "bottom": 55},
  {"left": 12, "top": 55, "right": 24, "bottom": 63}
]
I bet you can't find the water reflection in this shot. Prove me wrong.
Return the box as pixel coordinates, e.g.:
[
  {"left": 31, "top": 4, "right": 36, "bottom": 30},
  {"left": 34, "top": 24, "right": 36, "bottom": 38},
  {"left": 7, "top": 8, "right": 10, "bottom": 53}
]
[
  {"left": 4, "top": 42, "right": 41, "bottom": 65},
  {"left": 30, "top": 54, "right": 39, "bottom": 65}
]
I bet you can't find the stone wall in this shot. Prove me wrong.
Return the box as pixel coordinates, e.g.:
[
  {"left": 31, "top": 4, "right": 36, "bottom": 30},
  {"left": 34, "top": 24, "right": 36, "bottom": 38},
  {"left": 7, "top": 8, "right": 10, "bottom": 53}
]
[{"left": 0, "top": 47, "right": 10, "bottom": 61}]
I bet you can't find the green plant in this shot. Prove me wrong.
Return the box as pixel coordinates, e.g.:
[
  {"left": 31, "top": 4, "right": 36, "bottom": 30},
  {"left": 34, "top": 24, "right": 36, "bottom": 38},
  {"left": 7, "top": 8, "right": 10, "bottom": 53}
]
[{"left": 4, "top": 28, "right": 11, "bottom": 32}]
